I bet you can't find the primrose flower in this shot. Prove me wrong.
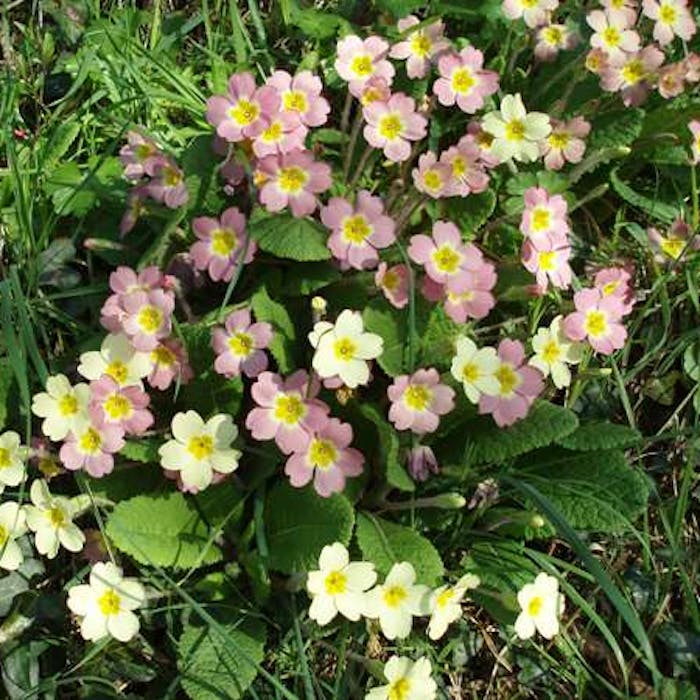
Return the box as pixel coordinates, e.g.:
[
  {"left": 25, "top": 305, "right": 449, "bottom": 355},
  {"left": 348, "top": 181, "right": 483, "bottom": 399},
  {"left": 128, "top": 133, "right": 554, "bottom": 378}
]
[
  {"left": 266, "top": 69, "right": 330, "bottom": 127},
  {"left": 478, "top": 340, "right": 544, "bottom": 427},
  {"left": 67, "top": 562, "right": 145, "bottom": 642},
  {"left": 359, "top": 76, "right": 392, "bottom": 106},
  {"left": 309, "top": 310, "right": 383, "bottom": 388},
  {"left": 147, "top": 338, "right": 193, "bottom": 390},
  {"left": 427, "top": 573, "right": 480, "bottom": 640},
  {"left": 119, "top": 130, "right": 161, "bottom": 180},
  {"left": 593, "top": 267, "right": 635, "bottom": 315},
  {"left": 563, "top": 288, "right": 627, "bottom": 354},
  {"left": 59, "top": 420, "right": 125, "bottom": 478},
  {"left": 0, "top": 431, "right": 26, "bottom": 492},
  {"left": 31, "top": 374, "right": 91, "bottom": 442},
  {"left": 529, "top": 316, "right": 584, "bottom": 389},
  {"left": 306, "top": 543, "right": 377, "bottom": 625},
  {"left": 406, "top": 445, "right": 439, "bottom": 482},
  {"left": 159, "top": 411, "right": 241, "bottom": 491},
  {"left": 408, "top": 221, "right": 483, "bottom": 290},
  {"left": 521, "top": 233, "right": 573, "bottom": 292},
  {"left": 363, "top": 93, "right": 427, "bottom": 162},
  {"left": 412, "top": 152, "right": 452, "bottom": 198},
  {"left": 520, "top": 187, "right": 570, "bottom": 239},
  {"left": 502, "top": 0, "right": 559, "bottom": 28},
  {"left": 190, "top": 207, "right": 255, "bottom": 283},
  {"left": 450, "top": 336, "right": 500, "bottom": 404},
  {"left": 252, "top": 112, "right": 307, "bottom": 158},
  {"left": 321, "top": 191, "right": 396, "bottom": 270},
  {"left": 25, "top": 479, "right": 85, "bottom": 559},
  {"left": 206, "top": 71, "right": 279, "bottom": 142},
  {"left": 335, "top": 35, "right": 395, "bottom": 97},
  {"left": 542, "top": 117, "right": 590, "bottom": 170},
  {"left": 365, "top": 656, "right": 437, "bottom": 700},
  {"left": 89, "top": 376, "right": 153, "bottom": 435},
  {"left": 514, "top": 572, "right": 565, "bottom": 640},
  {"left": 467, "top": 121, "right": 500, "bottom": 168},
  {"left": 257, "top": 150, "right": 332, "bottom": 218},
  {"left": 642, "top": 0, "right": 696, "bottom": 46},
  {"left": 535, "top": 23, "right": 577, "bottom": 62},
  {"left": 648, "top": 218, "right": 699, "bottom": 262},
  {"left": 144, "top": 157, "right": 189, "bottom": 209},
  {"left": 600, "top": 46, "right": 665, "bottom": 106},
  {"left": 433, "top": 47, "right": 499, "bottom": 114},
  {"left": 212, "top": 308, "right": 273, "bottom": 379},
  {"left": 390, "top": 16, "right": 449, "bottom": 79},
  {"left": 246, "top": 370, "right": 329, "bottom": 454},
  {"left": 375, "top": 263, "right": 410, "bottom": 309},
  {"left": 601, "top": 0, "right": 638, "bottom": 25},
  {"left": 119, "top": 289, "right": 174, "bottom": 352},
  {"left": 0, "top": 502, "right": 27, "bottom": 571},
  {"left": 585, "top": 48, "right": 609, "bottom": 75},
  {"left": 387, "top": 368, "right": 455, "bottom": 435},
  {"left": 690, "top": 120, "right": 700, "bottom": 163},
  {"left": 658, "top": 62, "right": 687, "bottom": 99},
  {"left": 439, "top": 136, "right": 490, "bottom": 196},
  {"left": 284, "top": 418, "right": 364, "bottom": 497},
  {"left": 482, "top": 93, "right": 551, "bottom": 163},
  {"left": 587, "top": 10, "right": 640, "bottom": 59},
  {"left": 363, "top": 562, "right": 430, "bottom": 640}
]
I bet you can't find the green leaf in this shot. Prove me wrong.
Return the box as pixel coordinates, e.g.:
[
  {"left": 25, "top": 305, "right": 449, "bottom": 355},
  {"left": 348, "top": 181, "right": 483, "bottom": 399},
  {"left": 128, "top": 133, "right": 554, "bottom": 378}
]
[
  {"left": 106, "top": 492, "right": 222, "bottom": 569},
  {"left": 375, "top": 0, "right": 428, "bottom": 16},
  {"left": 249, "top": 211, "right": 330, "bottom": 262},
  {"left": 86, "top": 464, "right": 164, "bottom": 503},
  {"left": 610, "top": 168, "right": 678, "bottom": 224},
  {"left": 265, "top": 483, "right": 354, "bottom": 573},
  {"left": 589, "top": 108, "right": 644, "bottom": 150},
  {"left": 557, "top": 421, "right": 642, "bottom": 451},
  {"left": 356, "top": 513, "right": 444, "bottom": 586},
  {"left": 250, "top": 285, "right": 296, "bottom": 373},
  {"left": 179, "top": 322, "right": 214, "bottom": 376},
  {"left": 515, "top": 449, "right": 649, "bottom": 532},
  {"left": 42, "top": 121, "right": 81, "bottom": 171},
  {"left": 178, "top": 618, "right": 265, "bottom": 700},
  {"left": 445, "top": 189, "right": 496, "bottom": 233},
  {"left": 419, "top": 306, "right": 461, "bottom": 371},
  {"left": 44, "top": 162, "right": 97, "bottom": 217},
  {"left": 0, "top": 362, "right": 15, "bottom": 430},
  {"left": 362, "top": 299, "right": 404, "bottom": 377},
  {"left": 289, "top": 8, "right": 350, "bottom": 39},
  {"left": 466, "top": 401, "right": 579, "bottom": 464},
  {"left": 120, "top": 438, "right": 161, "bottom": 463}
]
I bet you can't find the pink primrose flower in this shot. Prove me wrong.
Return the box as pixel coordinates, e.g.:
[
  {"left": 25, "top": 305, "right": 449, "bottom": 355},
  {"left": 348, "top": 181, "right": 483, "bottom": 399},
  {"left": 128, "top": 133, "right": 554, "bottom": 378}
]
[
  {"left": 375, "top": 263, "right": 410, "bottom": 309},
  {"left": 144, "top": 157, "right": 189, "bottom": 209},
  {"left": 363, "top": 93, "right": 427, "bottom": 162},
  {"left": 502, "top": 0, "right": 559, "bottom": 28},
  {"left": 563, "top": 288, "right": 627, "bottom": 354},
  {"left": 359, "top": 77, "right": 392, "bottom": 107},
  {"left": 587, "top": 10, "right": 640, "bottom": 59},
  {"left": 389, "top": 16, "right": 450, "bottom": 79},
  {"left": 335, "top": 35, "right": 395, "bottom": 98},
  {"left": 252, "top": 112, "right": 307, "bottom": 158},
  {"left": 433, "top": 47, "right": 499, "bottom": 114},
  {"left": 266, "top": 70, "right": 330, "bottom": 127},
  {"left": 147, "top": 338, "right": 193, "bottom": 390},
  {"left": 520, "top": 187, "right": 570, "bottom": 239},
  {"left": 648, "top": 217, "right": 699, "bottom": 262},
  {"left": 689, "top": 120, "right": 700, "bottom": 164},
  {"left": 593, "top": 267, "right": 635, "bottom": 314},
  {"left": 535, "top": 23, "right": 578, "bottom": 62},
  {"left": 467, "top": 121, "right": 500, "bottom": 169},
  {"left": 412, "top": 152, "right": 452, "bottom": 198},
  {"left": 600, "top": 46, "right": 665, "bottom": 107},
  {"left": 642, "top": 0, "right": 696, "bottom": 46},
  {"left": 439, "top": 136, "right": 490, "bottom": 196},
  {"left": 406, "top": 445, "right": 439, "bottom": 482},
  {"left": 600, "top": 0, "right": 638, "bottom": 26},
  {"left": 59, "top": 420, "right": 125, "bottom": 478},
  {"left": 521, "top": 232, "right": 573, "bottom": 291},
  {"left": 212, "top": 308, "right": 273, "bottom": 379},
  {"left": 658, "top": 62, "right": 687, "bottom": 98},
  {"left": 89, "top": 376, "right": 153, "bottom": 435},
  {"left": 120, "top": 289, "right": 174, "bottom": 352},
  {"left": 542, "top": 117, "right": 590, "bottom": 170},
  {"left": 119, "top": 130, "right": 161, "bottom": 181}
]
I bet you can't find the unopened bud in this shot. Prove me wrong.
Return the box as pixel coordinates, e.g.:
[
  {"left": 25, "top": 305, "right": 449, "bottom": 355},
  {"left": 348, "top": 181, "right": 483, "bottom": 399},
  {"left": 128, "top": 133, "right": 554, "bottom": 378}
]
[
  {"left": 311, "top": 295, "right": 327, "bottom": 322},
  {"left": 428, "top": 492, "right": 467, "bottom": 510},
  {"left": 530, "top": 514, "right": 546, "bottom": 528}
]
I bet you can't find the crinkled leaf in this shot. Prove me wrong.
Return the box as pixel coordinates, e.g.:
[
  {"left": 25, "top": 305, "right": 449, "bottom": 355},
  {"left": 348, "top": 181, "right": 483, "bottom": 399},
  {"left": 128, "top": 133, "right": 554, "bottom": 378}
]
[
  {"left": 610, "top": 168, "right": 678, "bottom": 224},
  {"left": 362, "top": 299, "right": 405, "bottom": 377},
  {"left": 589, "top": 109, "right": 644, "bottom": 150},
  {"left": 250, "top": 285, "right": 296, "bottom": 373},
  {"left": 249, "top": 211, "right": 330, "bottom": 261},
  {"left": 557, "top": 421, "right": 642, "bottom": 451}
]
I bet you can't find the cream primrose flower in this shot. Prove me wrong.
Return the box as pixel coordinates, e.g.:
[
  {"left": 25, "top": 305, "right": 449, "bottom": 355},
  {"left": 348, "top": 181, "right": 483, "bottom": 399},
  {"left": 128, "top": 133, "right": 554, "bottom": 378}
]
[
  {"left": 78, "top": 333, "right": 151, "bottom": 388},
  {"left": 0, "top": 501, "right": 28, "bottom": 571},
  {"left": 25, "top": 479, "right": 85, "bottom": 559},
  {"left": 0, "top": 430, "right": 27, "bottom": 492},
  {"left": 363, "top": 562, "right": 430, "bottom": 640},
  {"left": 426, "top": 573, "right": 480, "bottom": 640},
  {"left": 159, "top": 411, "right": 242, "bottom": 491},
  {"left": 514, "top": 572, "right": 565, "bottom": 640},
  {"left": 31, "top": 374, "right": 91, "bottom": 442},
  {"left": 309, "top": 310, "right": 383, "bottom": 388},
  {"left": 306, "top": 542, "right": 377, "bottom": 625},
  {"left": 481, "top": 93, "right": 551, "bottom": 163},
  {"left": 365, "top": 656, "right": 437, "bottom": 700},
  {"left": 529, "top": 315, "right": 584, "bottom": 389},
  {"left": 67, "top": 562, "right": 145, "bottom": 642},
  {"left": 450, "top": 336, "right": 500, "bottom": 404}
]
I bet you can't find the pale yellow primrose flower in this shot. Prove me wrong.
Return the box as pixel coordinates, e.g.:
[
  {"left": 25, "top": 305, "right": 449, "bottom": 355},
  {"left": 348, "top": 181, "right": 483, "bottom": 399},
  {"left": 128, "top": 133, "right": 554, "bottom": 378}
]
[
  {"left": 365, "top": 655, "right": 437, "bottom": 700},
  {"left": 306, "top": 542, "right": 377, "bottom": 625},
  {"left": 426, "top": 573, "right": 480, "bottom": 640},
  {"left": 78, "top": 333, "right": 151, "bottom": 388},
  {"left": 0, "top": 430, "right": 27, "bottom": 493},
  {"left": 0, "top": 501, "right": 28, "bottom": 571},
  {"left": 529, "top": 315, "right": 584, "bottom": 389},
  {"left": 31, "top": 374, "right": 91, "bottom": 441},
  {"left": 514, "top": 572, "right": 565, "bottom": 640},
  {"left": 450, "top": 336, "right": 500, "bottom": 404}
]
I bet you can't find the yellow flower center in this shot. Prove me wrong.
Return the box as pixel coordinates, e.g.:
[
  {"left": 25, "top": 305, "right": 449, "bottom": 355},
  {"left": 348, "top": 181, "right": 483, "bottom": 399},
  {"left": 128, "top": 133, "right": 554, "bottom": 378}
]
[
  {"left": 333, "top": 337, "right": 357, "bottom": 361},
  {"left": 0, "top": 448, "right": 10, "bottom": 468},
  {"left": 342, "top": 215, "right": 372, "bottom": 244},
  {"left": 462, "top": 362, "right": 480, "bottom": 383},
  {"left": 602, "top": 281, "right": 619, "bottom": 296},
  {"left": 403, "top": 384, "right": 432, "bottom": 412},
  {"left": 505, "top": 119, "right": 525, "bottom": 141},
  {"left": 103, "top": 393, "right": 132, "bottom": 420},
  {"left": 495, "top": 364, "right": 520, "bottom": 396},
  {"left": 324, "top": 570, "right": 347, "bottom": 595},
  {"left": 451, "top": 67, "right": 475, "bottom": 94},
  {"left": 135, "top": 143, "right": 155, "bottom": 160},
  {"left": 432, "top": 245, "right": 462, "bottom": 274},
  {"left": 410, "top": 33, "right": 432, "bottom": 58},
  {"left": 58, "top": 394, "right": 79, "bottom": 417},
  {"left": 383, "top": 585, "right": 407, "bottom": 608},
  {"left": 584, "top": 310, "right": 608, "bottom": 338},
  {"left": 388, "top": 678, "right": 411, "bottom": 700},
  {"left": 621, "top": 59, "right": 645, "bottom": 85},
  {"left": 531, "top": 207, "right": 551, "bottom": 232},
  {"left": 659, "top": 3, "right": 677, "bottom": 24},
  {"left": 229, "top": 99, "right": 260, "bottom": 126},
  {"left": 277, "top": 166, "right": 308, "bottom": 194},
  {"left": 350, "top": 54, "right": 373, "bottom": 77},
  {"left": 151, "top": 345, "right": 176, "bottom": 366},
  {"left": 361, "top": 87, "right": 384, "bottom": 105},
  {"left": 542, "top": 339, "right": 561, "bottom": 363},
  {"left": 0, "top": 525, "right": 7, "bottom": 546},
  {"left": 137, "top": 305, "right": 164, "bottom": 334},
  {"left": 274, "top": 394, "right": 306, "bottom": 425},
  {"left": 261, "top": 121, "right": 284, "bottom": 143},
  {"left": 382, "top": 270, "right": 400, "bottom": 291},
  {"left": 309, "top": 438, "right": 338, "bottom": 470},
  {"left": 187, "top": 434, "right": 214, "bottom": 460},
  {"left": 98, "top": 589, "right": 121, "bottom": 616},
  {"left": 436, "top": 589, "right": 455, "bottom": 608},
  {"left": 228, "top": 332, "right": 254, "bottom": 357},
  {"left": 476, "top": 130, "right": 494, "bottom": 149},
  {"left": 447, "top": 289, "right": 475, "bottom": 304},
  {"left": 660, "top": 237, "right": 685, "bottom": 259},
  {"left": 548, "top": 132, "right": 570, "bottom": 149},
  {"left": 521, "top": 0, "right": 539, "bottom": 7},
  {"left": 105, "top": 361, "right": 128, "bottom": 385},
  {"left": 162, "top": 166, "right": 181, "bottom": 187},
  {"left": 79, "top": 428, "right": 102, "bottom": 455},
  {"left": 48, "top": 507, "right": 65, "bottom": 528},
  {"left": 602, "top": 27, "right": 621, "bottom": 48},
  {"left": 283, "top": 90, "right": 308, "bottom": 113},
  {"left": 377, "top": 113, "right": 403, "bottom": 140},
  {"left": 210, "top": 228, "right": 238, "bottom": 257},
  {"left": 543, "top": 26, "right": 564, "bottom": 46},
  {"left": 527, "top": 595, "right": 543, "bottom": 617},
  {"left": 538, "top": 250, "right": 556, "bottom": 271},
  {"left": 422, "top": 170, "right": 443, "bottom": 192},
  {"left": 451, "top": 155, "right": 467, "bottom": 177}
]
